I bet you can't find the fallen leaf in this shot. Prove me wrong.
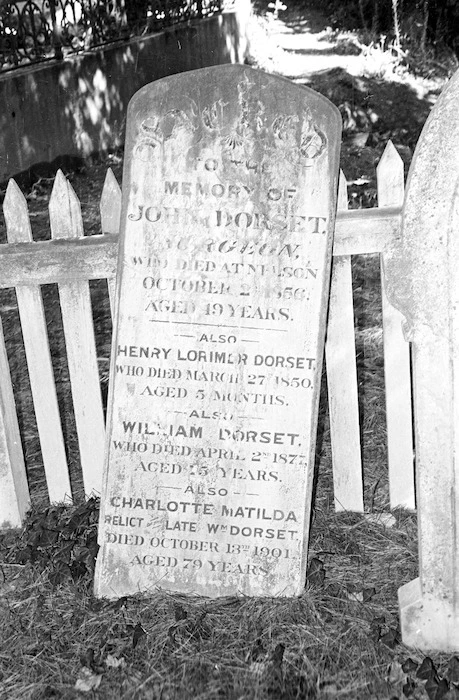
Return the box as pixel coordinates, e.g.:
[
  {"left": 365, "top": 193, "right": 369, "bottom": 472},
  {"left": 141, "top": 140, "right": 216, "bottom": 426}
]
[
  {"left": 387, "top": 660, "right": 406, "bottom": 686},
  {"left": 105, "top": 654, "right": 126, "bottom": 669},
  {"left": 74, "top": 667, "right": 102, "bottom": 693}
]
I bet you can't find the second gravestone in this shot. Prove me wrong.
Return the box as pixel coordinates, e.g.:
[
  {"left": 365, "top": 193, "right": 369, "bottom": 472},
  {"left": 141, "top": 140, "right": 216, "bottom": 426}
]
[{"left": 95, "top": 65, "right": 341, "bottom": 598}]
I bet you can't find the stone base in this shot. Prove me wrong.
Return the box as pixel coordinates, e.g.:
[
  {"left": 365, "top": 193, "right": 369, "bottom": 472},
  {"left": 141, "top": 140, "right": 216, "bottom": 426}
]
[{"left": 399, "top": 578, "right": 459, "bottom": 652}]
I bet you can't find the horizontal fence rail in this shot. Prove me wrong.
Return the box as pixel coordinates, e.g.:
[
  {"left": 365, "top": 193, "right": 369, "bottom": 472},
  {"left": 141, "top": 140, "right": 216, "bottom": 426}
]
[
  {"left": 0, "top": 141, "right": 416, "bottom": 529},
  {"left": 0, "top": 0, "right": 222, "bottom": 71},
  {"left": 0, "top": 207, "right": 402, "bottom": 287}
]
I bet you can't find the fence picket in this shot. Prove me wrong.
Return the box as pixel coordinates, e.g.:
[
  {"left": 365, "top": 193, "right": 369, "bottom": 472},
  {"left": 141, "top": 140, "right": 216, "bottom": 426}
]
[
  {"left": 377, "top": 141, "right": 415, "bottom": 509},
  {"left": 3, "top": 180, "right": 71, "bottom": 503},
  {"left": 100, "top": 168, "right": 121, "bottom": 318},
  {"left": 325, "top": 171, "right": 364, "bottom": 511},
  {"left": 0, "top": 314, "right": 30, "bottom": 527},
  {"left": 49, "top": 171, "right": 105, "bottom": 497},
  {"left": 0, "top": 149, "right": 413, "bottom": 524}
]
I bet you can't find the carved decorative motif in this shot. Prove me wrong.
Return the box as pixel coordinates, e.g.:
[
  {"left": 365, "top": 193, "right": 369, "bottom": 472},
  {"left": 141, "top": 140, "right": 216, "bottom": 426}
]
[{"left": 134, "top": 76, "right": 328, "bottom": 170}]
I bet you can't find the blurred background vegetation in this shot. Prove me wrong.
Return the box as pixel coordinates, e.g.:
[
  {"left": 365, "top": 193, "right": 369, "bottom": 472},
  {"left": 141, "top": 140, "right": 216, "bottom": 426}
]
[{"left": 285, "top": 0, "right": 459, "bottom": 75}]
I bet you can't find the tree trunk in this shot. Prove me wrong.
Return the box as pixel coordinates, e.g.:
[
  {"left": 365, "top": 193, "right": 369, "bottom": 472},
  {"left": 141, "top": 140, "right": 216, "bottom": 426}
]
[{"left": 392, "top": 0, "right": 401, "bottom": 52}]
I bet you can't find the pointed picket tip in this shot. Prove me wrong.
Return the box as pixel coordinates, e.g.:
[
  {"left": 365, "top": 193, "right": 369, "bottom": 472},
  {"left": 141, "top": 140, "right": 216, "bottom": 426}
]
[
  {"left": 100, "top": 168, "right": 122, "bottom": 235},
  {"left": 3, "top": 179, "right": 33, "bottom": 242},
  {"left": 4, "top": 177, "right": 24, "bottom": 205},
  {"left": 377, "top": 140, "right": 405, "bottom": 207},
  {"left": 376, "top": 140, "right": 404, "bottom": 175},
  {"left": 337, "top": 169, "right": 348, "bottom": 210},
  {"left": 102, "top": 168, "right": 121, "bottom": 200},
  {"left": 50, "top": 168, "right": 68, "bottom": 198},
  {"left": 49, "top": 170, "right": 69, "bottom": 236},
  {"left": 68, "top": 178, "right": 84, "bottom": 238},
  {"left": 49, "top": 170, "right": 83, "bottom": 239}
]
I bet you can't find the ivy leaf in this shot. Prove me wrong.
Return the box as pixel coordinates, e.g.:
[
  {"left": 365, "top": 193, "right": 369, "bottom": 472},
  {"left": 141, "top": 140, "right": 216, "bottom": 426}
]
[
  {"left": 48, "top": 562, "right": 71, "bottom": 587},
  {"left": 416, "top": 657, "right": 437, "bottom": 681},
  {"left": 402, "top": 678, "right": 416, "bottom": 697},
  {"left": 425, "top": 677, "right": 448, "bottom": 700},
  {"left": 363, "top": 587, "right": 376, "bottom": 602},
  {"left": 402, "top": 658, "right": 419, "bottom": 674},
  {"left": 70, "top": 561, "right": 87, "bottom": 582},
  {"left": 62, "top": 507, "right": 88, "bottom": 536},
  {"left": 436, "top": 678, "right": 450, "bottom": 699},
  {"left": 16, "top": 546, "right": 34, "bottom": 564},
  {"left": 379, "top": 627, "right": 399, "bottom": 649}
]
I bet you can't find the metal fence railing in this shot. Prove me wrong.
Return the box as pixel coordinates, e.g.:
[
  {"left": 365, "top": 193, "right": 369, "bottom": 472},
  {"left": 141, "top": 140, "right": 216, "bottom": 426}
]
[{"left": 0, "top": 0, "right": 222, "bottom": 71}]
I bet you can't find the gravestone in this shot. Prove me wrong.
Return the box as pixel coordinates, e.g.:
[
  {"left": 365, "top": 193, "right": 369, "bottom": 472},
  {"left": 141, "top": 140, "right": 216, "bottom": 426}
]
[
  {"left": 384, "top": 69, "right": 459, "bottom": 651},
  {"left": 94, "top": 65, "right": 341, "bottom": 599}
]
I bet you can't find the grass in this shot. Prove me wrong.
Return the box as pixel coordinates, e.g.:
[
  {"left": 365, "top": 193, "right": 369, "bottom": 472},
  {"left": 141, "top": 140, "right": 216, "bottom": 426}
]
[{"left": 1, "top": 500, "right": 425, "bottom": 699}]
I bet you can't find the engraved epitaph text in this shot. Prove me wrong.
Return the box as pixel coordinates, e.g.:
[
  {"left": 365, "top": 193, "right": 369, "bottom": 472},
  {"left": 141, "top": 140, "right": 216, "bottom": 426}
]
[{"left": 95, "top": 66, "right": 341, "bottom": 598}]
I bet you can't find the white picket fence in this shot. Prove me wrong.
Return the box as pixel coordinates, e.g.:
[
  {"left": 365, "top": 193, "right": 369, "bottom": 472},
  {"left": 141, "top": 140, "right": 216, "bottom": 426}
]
[{"left": 0, "top": 141, "right": 413, "bottom": 529}]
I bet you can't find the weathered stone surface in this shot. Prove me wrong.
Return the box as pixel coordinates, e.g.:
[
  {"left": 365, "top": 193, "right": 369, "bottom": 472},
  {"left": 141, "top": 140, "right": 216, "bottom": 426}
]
[
  {"left": 95, "top": 65, "right": 341, "bottom": 599},
  {"left": 384, "top": 68, "right": 459, "bottom": 651}
]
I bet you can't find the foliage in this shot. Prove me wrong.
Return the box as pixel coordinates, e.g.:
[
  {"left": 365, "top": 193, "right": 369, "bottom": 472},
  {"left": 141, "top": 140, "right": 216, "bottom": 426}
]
[
  {"left": 10, "top": 498, "right": 99, "bottom": 586},
  {"left": 298, "top": 0, "right": 459, "bottom": 63}
]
